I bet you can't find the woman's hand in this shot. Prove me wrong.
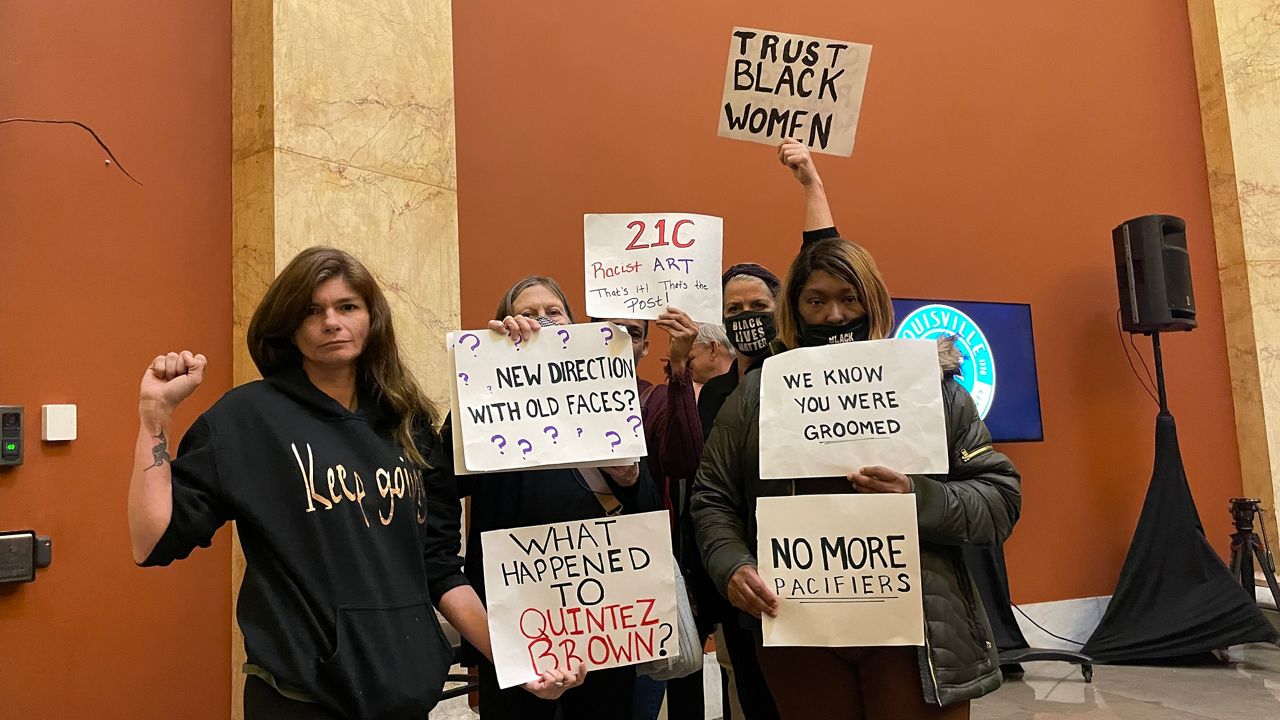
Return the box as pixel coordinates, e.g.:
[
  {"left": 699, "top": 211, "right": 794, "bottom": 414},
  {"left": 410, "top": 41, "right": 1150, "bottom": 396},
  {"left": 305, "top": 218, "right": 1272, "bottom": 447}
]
[
  {"left": 601, "top": 462, "right": 639, "bottom": 487},
  {"left": 847, "top": 466, "right": 912, "bottom": 494},
  {"left": 727, "top": 564, "right": 779, "bottom": 619},
  {"left": 657, "top": 307, "right": 699, "bottom": 375},
  {"left": 522, "top": 662, "right": 588, "bottom": 700},
  {"left": 139, "top": 351, "right": 206, "bottom": 424},
  {"left": 778, "top": 138, "right": 822, "bottom": 188},
  {"left": 487, "top": 315, "right": 541, "bottom": 344}
]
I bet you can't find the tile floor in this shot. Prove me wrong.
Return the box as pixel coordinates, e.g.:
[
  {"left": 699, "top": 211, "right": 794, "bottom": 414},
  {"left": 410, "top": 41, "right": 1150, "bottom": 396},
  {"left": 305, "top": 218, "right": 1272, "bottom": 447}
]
[
  {"left": 973, "top": 643, "right": 1280, "bottom": 720},
  {"left": 428, "top": 643, "right": 1280, "bottom": 719}
]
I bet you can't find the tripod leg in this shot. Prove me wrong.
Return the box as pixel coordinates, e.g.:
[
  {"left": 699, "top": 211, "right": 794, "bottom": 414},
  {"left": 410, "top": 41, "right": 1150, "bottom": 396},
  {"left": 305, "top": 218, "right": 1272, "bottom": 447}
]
[
  {"left": 1236, "top": 534, "right": 1256, "bottom": 598},
  {"left": 1252, "top": 542, "right": 1280, "bottom": 609}
]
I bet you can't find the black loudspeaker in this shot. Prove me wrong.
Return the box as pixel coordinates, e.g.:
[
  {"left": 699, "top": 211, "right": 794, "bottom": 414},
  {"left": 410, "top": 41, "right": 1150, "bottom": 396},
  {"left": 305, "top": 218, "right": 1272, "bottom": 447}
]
[{"left": 1113, "top": 214, "right": 1196, "bottom": 334}]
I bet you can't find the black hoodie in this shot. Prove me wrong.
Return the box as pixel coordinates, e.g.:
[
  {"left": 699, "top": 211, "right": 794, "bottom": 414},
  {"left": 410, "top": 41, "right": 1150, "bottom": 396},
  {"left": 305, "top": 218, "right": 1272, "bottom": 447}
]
[{"left": 143, "top": 366, "right": 468, "bottom": 719}]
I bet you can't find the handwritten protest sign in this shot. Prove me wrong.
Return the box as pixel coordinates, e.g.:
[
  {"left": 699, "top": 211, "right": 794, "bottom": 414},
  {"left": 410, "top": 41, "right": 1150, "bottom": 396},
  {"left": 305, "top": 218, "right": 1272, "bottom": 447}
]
[
  {"left": 483, "top": 512, "right": 678, "bottom": 688},
  {"left": 449, "top": 322, "right": 647, "bottom": 472},
  {"left": 759, "top": 339, "right": 947, "bottom": 478},
  {"left": 717, "top": 27, "right": 872, "bottom": 156},
  {"left": 583, "top": 213, "right": 723, "bottom": 324},
  {"left": 758, "top": 494, "right": 924, "bottom": 647}
]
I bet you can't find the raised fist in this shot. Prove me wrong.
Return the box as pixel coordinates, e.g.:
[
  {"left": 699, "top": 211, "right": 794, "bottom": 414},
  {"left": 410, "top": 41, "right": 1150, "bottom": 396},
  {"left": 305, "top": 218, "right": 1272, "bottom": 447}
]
[{"left": 140, "top": 351, "right": 207, "bottom": 416}]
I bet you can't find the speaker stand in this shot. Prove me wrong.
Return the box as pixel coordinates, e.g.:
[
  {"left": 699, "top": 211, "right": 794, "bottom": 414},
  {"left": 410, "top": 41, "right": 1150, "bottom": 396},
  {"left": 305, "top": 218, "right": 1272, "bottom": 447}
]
[{"left": 1152, "top": 331, "right": 1169, "bottom": 414}]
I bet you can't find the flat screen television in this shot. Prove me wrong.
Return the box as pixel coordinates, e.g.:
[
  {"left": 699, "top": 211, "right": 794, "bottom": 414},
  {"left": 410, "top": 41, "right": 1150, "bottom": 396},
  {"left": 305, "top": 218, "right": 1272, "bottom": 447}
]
[{"left": 891, "top": 299, "right": 1044, "bottom": 443}]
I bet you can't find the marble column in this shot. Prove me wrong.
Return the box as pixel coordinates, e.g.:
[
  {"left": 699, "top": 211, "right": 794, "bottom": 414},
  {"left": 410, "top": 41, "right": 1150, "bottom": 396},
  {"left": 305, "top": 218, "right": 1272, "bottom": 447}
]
[
  {"left": 1187, "top": 0, "right": 1280, "bottom": 544},
  {"left": 231, "top": 0, "right": 460, "bottom": 713}
]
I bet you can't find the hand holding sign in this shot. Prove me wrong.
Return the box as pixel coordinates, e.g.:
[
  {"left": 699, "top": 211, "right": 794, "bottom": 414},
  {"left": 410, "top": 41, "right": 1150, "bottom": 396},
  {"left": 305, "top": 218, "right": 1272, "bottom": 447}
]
[
  {"left": 489, "top": 315, "right": 543, "bottom": 344},
  {"left": 656, "top": 307, "right": 699, "bottom": 374},
  {"left": 728, "top": 564, "right": 780, "bottom": 619},
  {"left": 848, "top": 465, "right": 912, "bottom": 494},
  {"left": 522, "top": 663, "right": 588, "bottom": 700},
  {"left": 778, "top": 138, "right": 822, "bottom": 187}
]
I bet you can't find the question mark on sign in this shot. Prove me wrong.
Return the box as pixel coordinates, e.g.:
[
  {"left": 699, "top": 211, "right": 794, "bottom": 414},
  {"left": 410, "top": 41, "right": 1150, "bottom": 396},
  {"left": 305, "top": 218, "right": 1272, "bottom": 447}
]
[
  {"left": 543, "top": 426, "right": 559, "bottom": 444},
  {"left": 457, "top": 333, "right": 481, "bottom": 356},
  {"left": 576, "top": 428, "right": 584, "bottom": 438},
  {"left": 457, "top": 372, "right": 469, "bottom": 386},
  {"left": 557, "top": 328, "right": 570, "bottom": 349},
  {"left": 605, "top": 431, "right": 622, "bottom": 451},
  {"left": 656, "top": 623, "right": 674, "bottom": 657},
  {"left": 512, "top": 332, "right": 523, "bottom": 352},
  {"left": 518, "top": 439, "right": 533, "bottom": 457},
  {"left": 490, "top": 434, "right": 507, "bottom": 454},
  {"left": 626, "top": 415, "right": 642, "bottom": 436},
  {"left": 600, "top": 326, "right": 614, "bottom": 347}
]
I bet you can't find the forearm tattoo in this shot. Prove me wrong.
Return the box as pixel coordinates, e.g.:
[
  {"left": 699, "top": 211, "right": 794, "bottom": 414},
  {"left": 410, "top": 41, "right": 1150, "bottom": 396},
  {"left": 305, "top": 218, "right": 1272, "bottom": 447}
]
[{"left": 147, "top": 431, "right": 171, "bottom": 469}]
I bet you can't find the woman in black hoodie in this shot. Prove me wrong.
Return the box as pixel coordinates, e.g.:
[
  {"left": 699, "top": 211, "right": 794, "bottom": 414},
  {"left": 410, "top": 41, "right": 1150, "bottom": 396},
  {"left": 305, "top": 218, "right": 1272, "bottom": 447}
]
[{"left": 126, "top": 247, "right": 583, "bottom": 720}]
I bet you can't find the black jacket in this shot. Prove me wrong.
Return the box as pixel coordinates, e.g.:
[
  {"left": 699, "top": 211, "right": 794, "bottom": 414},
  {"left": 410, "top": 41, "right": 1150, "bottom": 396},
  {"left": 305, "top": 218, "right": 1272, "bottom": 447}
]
[
  {"left": 691, "top": 340, "right": 1022, "bottom": 706},
  {"left": 144, "top": 367, "right": 467, "bottom": 719}
]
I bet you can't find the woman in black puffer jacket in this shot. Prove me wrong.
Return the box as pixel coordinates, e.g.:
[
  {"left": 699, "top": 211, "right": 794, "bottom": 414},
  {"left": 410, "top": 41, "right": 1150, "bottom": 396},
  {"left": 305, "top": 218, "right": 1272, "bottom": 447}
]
[{"left": 691, "top": 237, "right": 1021, "bottom": 719}]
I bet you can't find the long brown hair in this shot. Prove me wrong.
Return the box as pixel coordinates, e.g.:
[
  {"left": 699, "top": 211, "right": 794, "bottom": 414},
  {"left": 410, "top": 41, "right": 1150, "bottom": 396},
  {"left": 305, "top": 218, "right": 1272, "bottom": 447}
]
[
  {"left": 247, "top": 247, "right": 437, "bottom": 467},
  {"left": 494, "top": 275, "right": 577, "bottom": 322},
  {"left": 775, "top": 237, "right": 895, "bottom": 349}
]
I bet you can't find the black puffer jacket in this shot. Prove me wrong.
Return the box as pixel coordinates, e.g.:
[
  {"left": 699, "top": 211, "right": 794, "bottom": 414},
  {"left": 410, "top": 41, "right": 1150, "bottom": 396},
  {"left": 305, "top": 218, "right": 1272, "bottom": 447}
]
[{"left": 690, "top": 339, "right": 1021, "bottom": 707}]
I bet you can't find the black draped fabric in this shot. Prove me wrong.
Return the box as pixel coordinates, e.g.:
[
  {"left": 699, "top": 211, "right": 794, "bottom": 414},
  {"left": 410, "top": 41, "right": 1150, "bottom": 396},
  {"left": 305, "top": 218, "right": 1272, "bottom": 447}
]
[
  {"left": 962, "top": 542, "right": 1030, "bottom": 653},
  {"left": 1082, "top": 413, "right": 1277, "bottom": 662}
]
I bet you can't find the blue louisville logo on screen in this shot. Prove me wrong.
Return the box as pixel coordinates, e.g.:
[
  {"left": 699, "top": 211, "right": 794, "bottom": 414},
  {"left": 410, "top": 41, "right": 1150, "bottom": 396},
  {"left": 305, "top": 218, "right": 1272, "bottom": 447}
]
[{"left": 894, "top": 304, "right": 996, "bottom": 418}]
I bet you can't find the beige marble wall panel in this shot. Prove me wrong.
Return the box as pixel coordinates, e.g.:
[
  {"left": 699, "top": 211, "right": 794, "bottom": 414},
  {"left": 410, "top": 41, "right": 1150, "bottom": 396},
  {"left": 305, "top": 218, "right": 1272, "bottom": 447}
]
[
  {"left": 229, "top": 149, "right": 276, "bottom": 717},
  {"left": 274, "top": 0, "right": 456, "bottom": 190},
  {"left": 272, "top": 149, "right": 460, "bottom": 407},
  {"left": 232, "top": 0, "right": 460, "bottom": 710},
  {"left": 1188, "top": 0, "right": 1280, "bottom": 538},
  {"left": 233, "top": 0, "right": 274, "bottom": 162}
]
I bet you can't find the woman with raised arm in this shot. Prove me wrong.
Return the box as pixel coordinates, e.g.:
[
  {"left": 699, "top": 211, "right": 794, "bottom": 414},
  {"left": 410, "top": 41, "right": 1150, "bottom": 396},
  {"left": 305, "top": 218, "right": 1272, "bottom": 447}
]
[
  {"left": 128, "top": 247, "right": 580, "bottom": 720},
  {"left": 691, "top": 237, "right": 1022, "bottom": 719}
]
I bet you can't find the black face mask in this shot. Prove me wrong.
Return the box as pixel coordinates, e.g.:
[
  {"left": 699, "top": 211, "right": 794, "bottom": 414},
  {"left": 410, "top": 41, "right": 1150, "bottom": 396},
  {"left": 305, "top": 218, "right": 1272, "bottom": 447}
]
[
  {"left": 799, "top": 316, "right": 870, "bottom": 347},
  {"left": 725, "top": 311, "right": 776, "bottom": 357}
]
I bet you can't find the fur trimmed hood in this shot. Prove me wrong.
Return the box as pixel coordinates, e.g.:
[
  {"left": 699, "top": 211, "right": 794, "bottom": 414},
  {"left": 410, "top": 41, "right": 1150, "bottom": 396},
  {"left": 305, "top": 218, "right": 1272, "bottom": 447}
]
[{"left": 937, "top": 335, "right": 963, "bottom": 377}]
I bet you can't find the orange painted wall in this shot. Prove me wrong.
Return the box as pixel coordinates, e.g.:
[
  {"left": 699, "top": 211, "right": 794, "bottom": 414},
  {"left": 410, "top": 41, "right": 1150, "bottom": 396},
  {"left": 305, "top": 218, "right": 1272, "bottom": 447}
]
[
  {"left": 453, "top": 2, "right": 1239, "bottom": 603},
  {"left": 0, "top": 2, "right": 232, "bottom": 717}
]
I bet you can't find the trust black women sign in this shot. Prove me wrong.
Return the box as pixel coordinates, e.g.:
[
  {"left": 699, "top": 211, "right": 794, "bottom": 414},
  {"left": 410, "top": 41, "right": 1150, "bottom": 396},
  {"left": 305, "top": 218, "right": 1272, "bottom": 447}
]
[{"left": 717, "top": 27, "right": 872, "bottom": 156}]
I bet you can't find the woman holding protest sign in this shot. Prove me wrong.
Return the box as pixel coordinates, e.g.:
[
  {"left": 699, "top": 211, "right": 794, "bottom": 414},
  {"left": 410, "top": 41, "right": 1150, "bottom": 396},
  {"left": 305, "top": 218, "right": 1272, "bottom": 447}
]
[
  {"left": 126, "top": 248, "right": 581, "bottom": 719},
  {"left": 690, "top": 236, "right": 1021, "bottom": 719},
  {"left": 677, "top": 137, "right": 840, "bottom": 720},
  {"left": 450, "top": 274, "right": 663, "bottom": 719}
]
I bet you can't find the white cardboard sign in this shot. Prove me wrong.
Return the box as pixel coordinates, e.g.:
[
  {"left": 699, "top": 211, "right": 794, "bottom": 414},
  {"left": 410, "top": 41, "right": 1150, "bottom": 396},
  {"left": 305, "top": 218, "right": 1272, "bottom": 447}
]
[
  {"left": 717, "top": 27, "right": 872, "bottom": 157},
  {"left": 449, "top": 323, "right": 647, "bottom": 472},
  {"left": 583, "top": 213, "right": 723, "bottom": 324},
  {"left": 758, "top": 494, "right": 924, "bottom": 647},
  {"left": 759, "top": 339, "right": 948, "bottom": 479},
  {"left": 483, "top": 512, "right": 678, "bottom": 688}
]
